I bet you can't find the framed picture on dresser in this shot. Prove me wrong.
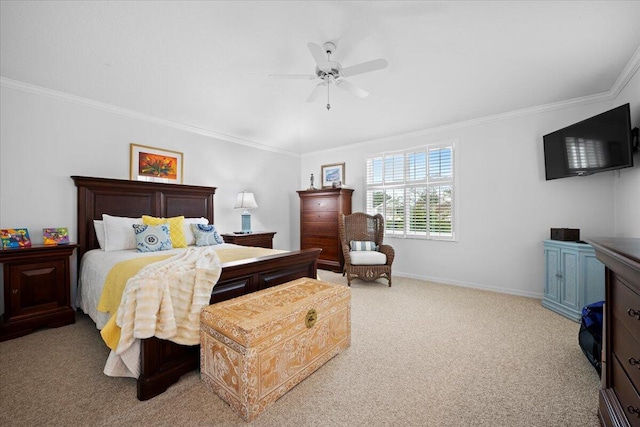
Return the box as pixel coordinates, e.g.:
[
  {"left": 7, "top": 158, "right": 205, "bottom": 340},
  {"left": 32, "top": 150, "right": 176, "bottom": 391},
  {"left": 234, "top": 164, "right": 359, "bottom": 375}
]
[{"left": 321, "top": 162, "right": 345, "bottom": 188}]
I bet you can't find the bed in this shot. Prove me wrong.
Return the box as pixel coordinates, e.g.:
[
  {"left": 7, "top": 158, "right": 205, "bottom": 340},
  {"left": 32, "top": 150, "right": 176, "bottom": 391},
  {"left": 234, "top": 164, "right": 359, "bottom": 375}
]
[{"left": 72, "top": 176, "right": 320, "bottom": 400}]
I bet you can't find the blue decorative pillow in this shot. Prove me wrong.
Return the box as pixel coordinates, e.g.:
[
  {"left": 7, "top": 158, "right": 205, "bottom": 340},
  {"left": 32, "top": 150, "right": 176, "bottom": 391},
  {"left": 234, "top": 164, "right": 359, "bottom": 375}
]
[
  {"left": 133, "top": 224, "right": 173, "bottom": 252},
  {"left": 350, "top": 240, "right": 378, "bottom": 251},
  {"left": 191, "top": 224, "right": 224, "bottom": 246}
]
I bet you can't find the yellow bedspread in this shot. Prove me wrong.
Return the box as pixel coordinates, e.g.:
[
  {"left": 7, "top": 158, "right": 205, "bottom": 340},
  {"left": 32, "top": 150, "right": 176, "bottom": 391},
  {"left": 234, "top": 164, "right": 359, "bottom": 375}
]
[{"left": 98, "top": 246, "right": 286, "bottom": 350}]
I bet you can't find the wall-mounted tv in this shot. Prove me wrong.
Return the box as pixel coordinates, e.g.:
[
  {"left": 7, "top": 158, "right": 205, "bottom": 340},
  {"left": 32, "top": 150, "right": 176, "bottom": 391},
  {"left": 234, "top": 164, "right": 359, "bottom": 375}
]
[{"left": 543, "top": 103, "right": 633, "bottom": 180}]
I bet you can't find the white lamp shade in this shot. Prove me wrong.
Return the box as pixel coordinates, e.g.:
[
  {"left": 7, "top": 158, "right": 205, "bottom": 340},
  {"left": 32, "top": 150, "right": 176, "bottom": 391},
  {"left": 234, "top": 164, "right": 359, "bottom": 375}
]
[{"left": 234, "top": 191, "right": 258, "bottom": 210}]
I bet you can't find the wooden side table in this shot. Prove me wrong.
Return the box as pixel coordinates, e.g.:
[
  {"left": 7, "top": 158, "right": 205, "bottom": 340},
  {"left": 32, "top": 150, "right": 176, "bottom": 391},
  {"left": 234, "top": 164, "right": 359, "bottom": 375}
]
[
  {"left": 221, "top": 232, "right": 276, "bottom": 249},
  {"left": 0, "top": 244, "right": 77, "bottom": 341}
]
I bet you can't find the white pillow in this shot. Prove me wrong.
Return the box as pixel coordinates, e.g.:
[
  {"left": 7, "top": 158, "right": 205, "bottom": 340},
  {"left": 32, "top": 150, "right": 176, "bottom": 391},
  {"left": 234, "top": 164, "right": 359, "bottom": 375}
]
[
  {"left": 93, "top": 220, "right": 105, "bottom": 250},
  {"left": 183, "top": 217, "right": 209, "bottom": 246},
  {"left": 102, "top": 214, "right": 142, "bottom": 251}
]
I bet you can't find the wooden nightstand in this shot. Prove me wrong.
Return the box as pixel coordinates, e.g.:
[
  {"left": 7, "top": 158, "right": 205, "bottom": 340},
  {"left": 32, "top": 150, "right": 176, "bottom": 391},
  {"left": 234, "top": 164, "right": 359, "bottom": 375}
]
[
  {"left": 0, "top": 244, "right": 77, "bottom": 341},
  {"left": 221, "top": 232, "right": 276, "bottom": 249}
]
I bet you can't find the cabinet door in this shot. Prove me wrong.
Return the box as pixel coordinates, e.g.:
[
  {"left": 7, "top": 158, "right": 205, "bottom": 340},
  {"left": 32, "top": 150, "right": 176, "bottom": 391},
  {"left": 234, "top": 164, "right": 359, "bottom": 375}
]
[
  {"left": 560, "top": 249, "right": 580, "bottom": 310},
  {"left": 544, "top": 246, "right": 561, "bottom": 302},
  {"left": 7, "top": 259, "right": 66, "bottom": 320},
  {"left": 581, "top": 252, "right": 605, "bottom": 306}
]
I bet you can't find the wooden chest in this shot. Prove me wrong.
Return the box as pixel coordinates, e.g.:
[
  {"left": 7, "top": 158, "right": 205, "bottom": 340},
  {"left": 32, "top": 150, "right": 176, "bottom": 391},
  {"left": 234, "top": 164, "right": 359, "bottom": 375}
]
[{"left": 200, "top": 278, "right": 351, "bottom": 421}]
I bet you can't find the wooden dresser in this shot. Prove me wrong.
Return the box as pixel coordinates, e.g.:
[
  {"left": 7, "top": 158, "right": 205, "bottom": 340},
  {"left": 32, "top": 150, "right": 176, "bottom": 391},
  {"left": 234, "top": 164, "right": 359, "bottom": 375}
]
[
  {"left": 297, "top": 188, "right": 353, "bottom": 272},
  {"left": 587, "top": 238, "right": 640, "bottom": 427}
]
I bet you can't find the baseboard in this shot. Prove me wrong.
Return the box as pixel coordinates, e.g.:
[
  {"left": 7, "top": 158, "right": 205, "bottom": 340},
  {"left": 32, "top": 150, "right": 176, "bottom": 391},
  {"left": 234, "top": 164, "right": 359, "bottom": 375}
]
[{"left": 393, "top": 271, "right": 544, "bottom": 299}]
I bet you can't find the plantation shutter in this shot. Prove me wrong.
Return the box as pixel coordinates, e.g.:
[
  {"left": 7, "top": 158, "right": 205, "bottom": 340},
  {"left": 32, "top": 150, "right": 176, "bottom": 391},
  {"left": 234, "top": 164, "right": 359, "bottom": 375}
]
[{"left": 365, "top": 142, "right": 455, "bottom": 240}]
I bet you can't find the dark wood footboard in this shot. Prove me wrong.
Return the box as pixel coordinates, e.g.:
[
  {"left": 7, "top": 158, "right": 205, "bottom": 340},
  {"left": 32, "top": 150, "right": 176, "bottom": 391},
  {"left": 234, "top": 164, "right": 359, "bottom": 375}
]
[{"left": 136, "top": 248, "right": 321, "bottom": 400}]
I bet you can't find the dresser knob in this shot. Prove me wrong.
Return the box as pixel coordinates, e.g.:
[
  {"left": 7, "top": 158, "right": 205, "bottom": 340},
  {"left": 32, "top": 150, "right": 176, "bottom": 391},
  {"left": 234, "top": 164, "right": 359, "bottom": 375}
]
[
  {"left": 12, "top": 289, "right": 18, "bottom": 295},
  {"left": 627, "top": 405, "right": 640, "bottom": 418},
  {"left": 628, "top": 308, "right": 640, "bottom": 320},
  {"left": 630, "top": 358, "right": 640, "bottom": 368}
]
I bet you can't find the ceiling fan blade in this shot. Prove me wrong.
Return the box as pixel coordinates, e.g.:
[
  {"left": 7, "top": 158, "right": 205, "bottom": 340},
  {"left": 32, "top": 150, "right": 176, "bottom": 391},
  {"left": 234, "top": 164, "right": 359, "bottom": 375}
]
[
  {"left": 268, "top": 74, "right": 316, "bottom": 80},
  {"left": 306, "top": 82, "right": 326, "bottom": 103},
  {"left": 341, "top": 58, "right": 388, "bottom": 77},
  {"left": 307, "top": 42, "right": 331, "bottom": 72},
  {"left": 336, "top": 79, "right": 369, "bottom": 98}
]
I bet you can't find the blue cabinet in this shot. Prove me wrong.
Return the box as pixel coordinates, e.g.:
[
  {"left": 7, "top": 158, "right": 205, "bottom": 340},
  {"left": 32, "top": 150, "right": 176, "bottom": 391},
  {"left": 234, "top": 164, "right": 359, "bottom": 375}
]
[{"left": 542, "top": 240, "right": 604, "bottom": 322}]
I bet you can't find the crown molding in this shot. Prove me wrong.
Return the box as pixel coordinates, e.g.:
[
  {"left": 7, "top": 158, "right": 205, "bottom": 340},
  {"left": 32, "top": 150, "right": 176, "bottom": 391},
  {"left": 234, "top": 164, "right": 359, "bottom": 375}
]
[
  {"left": 0, "top": 77, "right": 300, "bottom": 158},
  {"left": 4, "top": 42, "right": 638, "bottom": 160},
  {"left": 303, "top": 90, "right": 613, "bottom": 157},
  {"left": 609, "top": 44, "right": 640, "bottom": 97}
]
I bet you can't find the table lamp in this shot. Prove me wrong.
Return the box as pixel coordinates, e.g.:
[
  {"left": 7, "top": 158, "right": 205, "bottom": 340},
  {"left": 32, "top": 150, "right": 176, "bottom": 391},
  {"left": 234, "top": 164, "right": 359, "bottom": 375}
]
[{"left": 234, "top": 191, "right": 258, "bottom": 233}]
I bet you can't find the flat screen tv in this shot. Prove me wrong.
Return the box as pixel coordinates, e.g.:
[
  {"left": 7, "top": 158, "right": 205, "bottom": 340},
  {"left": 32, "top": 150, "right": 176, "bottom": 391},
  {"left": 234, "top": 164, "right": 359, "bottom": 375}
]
[{"left": 543, "top": 103, "right": 633, "bottom": 180}]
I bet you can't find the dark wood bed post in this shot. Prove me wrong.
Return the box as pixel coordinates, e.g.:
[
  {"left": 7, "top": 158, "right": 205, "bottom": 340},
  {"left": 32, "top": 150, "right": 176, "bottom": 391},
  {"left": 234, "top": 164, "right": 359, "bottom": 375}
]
[{"left": 72, "top": 176, "right": 320, "bottom": 401}]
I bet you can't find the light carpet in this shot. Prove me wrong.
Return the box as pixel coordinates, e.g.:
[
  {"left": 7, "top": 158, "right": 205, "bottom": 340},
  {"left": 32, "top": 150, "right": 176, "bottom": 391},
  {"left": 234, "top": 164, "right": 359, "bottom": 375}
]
[{"left": 0, "top": 272, "right": 600, "bottom": 426}]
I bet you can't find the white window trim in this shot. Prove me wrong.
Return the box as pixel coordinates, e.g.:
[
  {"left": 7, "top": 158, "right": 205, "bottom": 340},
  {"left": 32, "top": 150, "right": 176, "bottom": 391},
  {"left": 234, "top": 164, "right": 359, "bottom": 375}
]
[{"left": 365, "top": 140, "right": 458, "bottom": 241}]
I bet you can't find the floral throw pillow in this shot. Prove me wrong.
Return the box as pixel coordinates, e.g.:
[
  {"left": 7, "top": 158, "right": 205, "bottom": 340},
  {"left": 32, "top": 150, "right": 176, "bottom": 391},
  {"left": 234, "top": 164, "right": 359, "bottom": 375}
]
[
  {"left": 133, "top": 224, "right": 173, "bottom": 252},
  {"left": 191, "top": 224, "right": 224, "bottom": 246}
]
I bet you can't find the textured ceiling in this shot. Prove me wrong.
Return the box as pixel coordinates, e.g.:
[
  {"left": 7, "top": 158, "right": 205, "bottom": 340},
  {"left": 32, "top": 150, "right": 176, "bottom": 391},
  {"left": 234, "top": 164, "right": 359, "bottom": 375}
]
[{"left": 2, "top": 1, "right": 640, "bottom": 155}]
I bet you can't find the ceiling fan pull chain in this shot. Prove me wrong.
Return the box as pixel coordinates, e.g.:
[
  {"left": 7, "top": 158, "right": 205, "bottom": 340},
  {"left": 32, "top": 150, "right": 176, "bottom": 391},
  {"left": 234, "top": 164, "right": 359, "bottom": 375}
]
[{"left": 326, "top": 82, "right": 331, "bottom": 111}]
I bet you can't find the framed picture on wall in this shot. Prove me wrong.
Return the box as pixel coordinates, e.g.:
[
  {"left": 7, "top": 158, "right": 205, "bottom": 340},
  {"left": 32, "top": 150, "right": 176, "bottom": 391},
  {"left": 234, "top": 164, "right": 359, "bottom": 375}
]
[
  {"left": 130, "top": 143, "right": 183, "bottom": 183},
  {"left": 321, "top": 163, "right": 345, "bottom": 188}
]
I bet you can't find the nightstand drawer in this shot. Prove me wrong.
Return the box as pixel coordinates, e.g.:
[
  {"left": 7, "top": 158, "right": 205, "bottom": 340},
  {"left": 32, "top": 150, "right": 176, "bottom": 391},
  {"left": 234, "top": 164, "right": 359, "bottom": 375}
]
[{"left": 220, "top": 232, "right": 275, "bottom": 249}]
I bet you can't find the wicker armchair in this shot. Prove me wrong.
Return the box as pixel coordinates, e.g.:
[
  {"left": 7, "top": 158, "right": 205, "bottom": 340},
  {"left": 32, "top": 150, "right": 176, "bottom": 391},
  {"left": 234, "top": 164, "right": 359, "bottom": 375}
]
[{"left": 338, "top": 212, "right": 394, "bottom": 287}]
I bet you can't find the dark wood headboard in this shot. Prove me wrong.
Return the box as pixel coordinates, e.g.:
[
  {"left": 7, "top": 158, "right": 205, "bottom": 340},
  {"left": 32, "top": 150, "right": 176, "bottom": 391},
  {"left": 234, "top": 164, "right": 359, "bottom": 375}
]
[{"left": 72, "top": 176, "right": 216, "bottom": 261}]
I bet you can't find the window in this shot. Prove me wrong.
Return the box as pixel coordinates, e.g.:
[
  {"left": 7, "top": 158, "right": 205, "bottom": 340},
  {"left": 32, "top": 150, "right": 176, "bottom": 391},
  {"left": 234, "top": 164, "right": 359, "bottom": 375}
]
[{"left": 365, "top": 142, "right": 455, "bottom": 240}]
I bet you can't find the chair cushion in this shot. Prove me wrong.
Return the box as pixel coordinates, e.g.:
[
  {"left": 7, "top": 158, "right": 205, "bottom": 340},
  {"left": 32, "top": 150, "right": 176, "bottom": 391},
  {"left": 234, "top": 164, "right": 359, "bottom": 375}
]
[{"left": 350, "top": 250, "right": 387, "bottom": 265}]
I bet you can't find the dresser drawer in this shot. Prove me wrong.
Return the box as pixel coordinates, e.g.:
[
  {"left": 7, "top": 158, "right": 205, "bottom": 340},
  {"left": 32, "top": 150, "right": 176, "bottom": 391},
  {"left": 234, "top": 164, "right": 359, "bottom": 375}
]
[
  {"left": 612, "top": 356, "right": 640, "bottom": 427},
  {"left": 301, "top": 221, "right": 338, "bottom": 236},
  {"left": 612, "top": 276, "right": 640, "bottom": 343},
  {"left": 612, "top": 318, "right": 640, "bottom": 388},
  {"left": 302, "top": 197, "right": 338, "bottom": 212},
  {"left": 301, "top": 237, "right": 339, "bottom": 259},
  {"left": 302, "top": 211, "right": 338, "bottom": 223}
]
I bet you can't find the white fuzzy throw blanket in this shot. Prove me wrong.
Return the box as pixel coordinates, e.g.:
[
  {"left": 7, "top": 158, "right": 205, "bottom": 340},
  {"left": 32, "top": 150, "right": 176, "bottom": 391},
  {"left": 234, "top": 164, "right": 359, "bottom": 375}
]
[{"left": 114, "top": 246, "right": 222, "bottom": 355}]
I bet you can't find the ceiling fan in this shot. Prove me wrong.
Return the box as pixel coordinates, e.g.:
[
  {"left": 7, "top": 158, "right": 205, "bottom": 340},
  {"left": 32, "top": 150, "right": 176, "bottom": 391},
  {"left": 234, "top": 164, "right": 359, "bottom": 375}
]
[{"left": 269, "top": 41, "right": 388, "bottom": 110}]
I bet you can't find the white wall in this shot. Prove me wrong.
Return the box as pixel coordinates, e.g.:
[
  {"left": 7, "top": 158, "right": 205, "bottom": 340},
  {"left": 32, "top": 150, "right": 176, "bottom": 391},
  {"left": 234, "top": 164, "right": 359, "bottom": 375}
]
[
  {"left": 613, "top": 68, "right": 640, "bottom": 237},
  {"left": 1, "top": 71, "right": 637, "bottom": 312},
  {"left": 0, "top": 85, "right": 301, "bottom": 311},
  {"left": 301, "top": 77, "right": 639, "bottom": 298}
]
